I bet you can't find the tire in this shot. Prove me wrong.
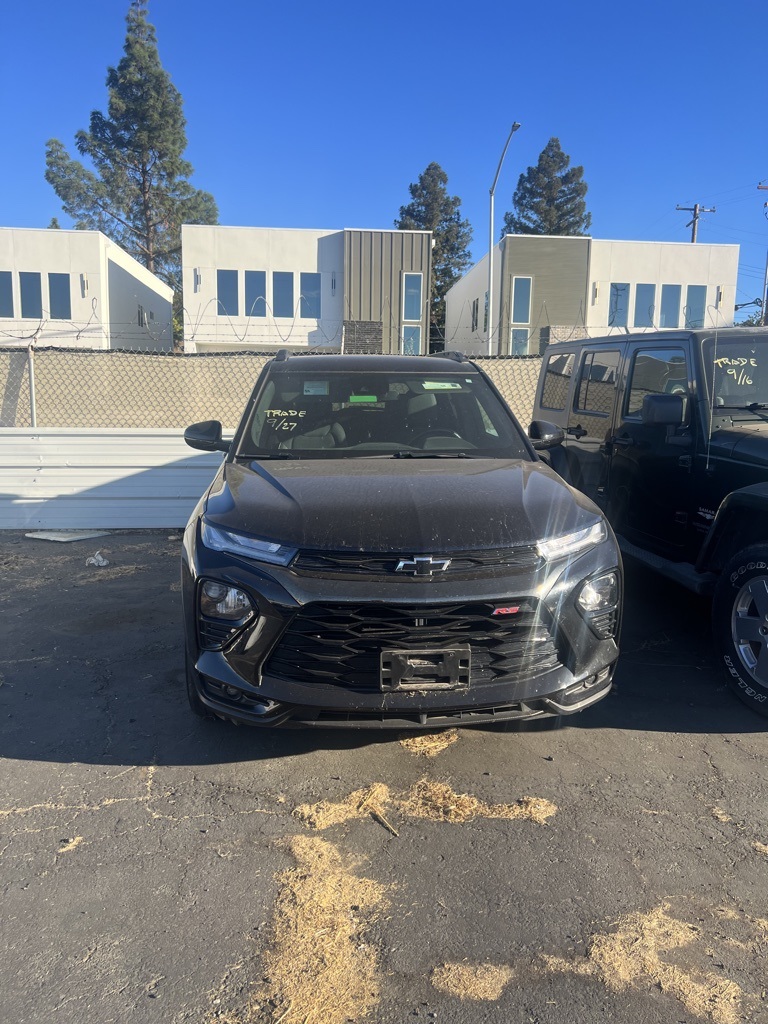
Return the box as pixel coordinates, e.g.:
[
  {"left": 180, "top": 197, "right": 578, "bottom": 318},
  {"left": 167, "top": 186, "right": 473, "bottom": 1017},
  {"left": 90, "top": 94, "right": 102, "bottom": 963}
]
[
  {"left": 712, "top": 546, "right": 768, "bottom": 717},
  {"left": 185, "top": 651, "right": 217, "bottom": 720}
]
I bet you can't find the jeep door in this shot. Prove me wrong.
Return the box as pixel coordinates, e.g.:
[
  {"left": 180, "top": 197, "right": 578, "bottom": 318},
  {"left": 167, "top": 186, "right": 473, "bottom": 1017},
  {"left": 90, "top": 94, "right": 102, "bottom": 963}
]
[
  {"left": 564, "top": 348, "right": 622, "bottom": 504},
  {"left": 609, "top": 343, "right": 694, "bottom": 552}
]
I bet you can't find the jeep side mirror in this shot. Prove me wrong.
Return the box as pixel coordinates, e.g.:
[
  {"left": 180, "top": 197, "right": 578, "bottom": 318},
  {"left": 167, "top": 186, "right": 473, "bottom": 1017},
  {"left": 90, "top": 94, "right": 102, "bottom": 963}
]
[
  {"left": 184, "top": 420, "right": 230, "bottom": 453},
  {"left": 528, "top": 420, "right": 565, "bottom": 450},
  {"left": 640, "top": 394, "right": 685, "bottom": 427}
]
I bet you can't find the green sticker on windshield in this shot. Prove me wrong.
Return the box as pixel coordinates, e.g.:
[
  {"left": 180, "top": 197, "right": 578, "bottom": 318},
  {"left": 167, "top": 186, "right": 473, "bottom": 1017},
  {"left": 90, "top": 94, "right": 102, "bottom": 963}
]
[
  {"left": 349, "top": 394, "right": 377, "bottom": 403},
  {"left": 423, "top": 381, "right": 463, "bottom": 390}
]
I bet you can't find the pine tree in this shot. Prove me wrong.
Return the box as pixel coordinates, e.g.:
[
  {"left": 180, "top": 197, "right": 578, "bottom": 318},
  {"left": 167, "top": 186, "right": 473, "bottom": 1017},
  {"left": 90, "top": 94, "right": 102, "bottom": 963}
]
[
  {"left": 45, "top": 0, "right": 217, "bottom": 291},
  {"left": 395, "top": 163, "right": 473, "bottom": 342},
  {"left": 501, "top": 138, "right": 591, "bottom": 237}
]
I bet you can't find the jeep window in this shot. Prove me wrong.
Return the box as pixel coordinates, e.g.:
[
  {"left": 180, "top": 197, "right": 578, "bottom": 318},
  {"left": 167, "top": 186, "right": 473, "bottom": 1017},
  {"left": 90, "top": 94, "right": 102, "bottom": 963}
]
[
  {"left": 625, "top": 348, "right": 689, "bottom": 418},
  {"left": 238, "top": 369, "right": 531, "bottom": 459},
  {"left": 540, "top": 352, "right": 575, "bottom": 410},
  {"left": 702, "top": 335, "right": 768, "bottom": 412},
  {"left": 575, "top": 351, "right": 620, "bottom": 416}
]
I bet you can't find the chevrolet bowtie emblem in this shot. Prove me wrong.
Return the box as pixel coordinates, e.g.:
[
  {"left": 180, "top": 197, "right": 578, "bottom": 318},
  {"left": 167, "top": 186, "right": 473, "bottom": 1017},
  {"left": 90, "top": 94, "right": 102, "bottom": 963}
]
[{"left": 395, "top": 556, "right": 452, "bottom": 576}]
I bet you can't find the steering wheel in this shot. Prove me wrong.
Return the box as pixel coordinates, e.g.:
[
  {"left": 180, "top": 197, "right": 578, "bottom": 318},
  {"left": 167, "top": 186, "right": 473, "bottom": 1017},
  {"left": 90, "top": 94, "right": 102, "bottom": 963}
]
[{"left": 409, "top": 429, "right": 463, "bottom": 445}]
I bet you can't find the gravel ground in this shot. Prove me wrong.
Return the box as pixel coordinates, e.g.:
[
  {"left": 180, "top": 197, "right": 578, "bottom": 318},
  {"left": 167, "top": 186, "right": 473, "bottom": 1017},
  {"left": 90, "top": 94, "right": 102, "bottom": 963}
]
[{"left": 1, "top": 530, "right": 766, "bottom": 1024}]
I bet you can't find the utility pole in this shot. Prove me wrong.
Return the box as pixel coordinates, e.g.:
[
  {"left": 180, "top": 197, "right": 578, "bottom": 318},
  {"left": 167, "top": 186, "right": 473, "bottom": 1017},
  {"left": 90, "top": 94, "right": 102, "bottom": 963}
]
[
  {"left": 757, "top": 182, "right": 767, "bottom": 325},
  {"left": 676, "top": 202, "right": 716, "bottom": 242}
]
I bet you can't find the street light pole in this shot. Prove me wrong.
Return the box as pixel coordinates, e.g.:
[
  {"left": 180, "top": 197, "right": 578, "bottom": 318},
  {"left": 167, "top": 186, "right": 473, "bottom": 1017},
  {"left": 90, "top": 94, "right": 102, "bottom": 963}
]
[{"left": 488, "top": 122, "right": 521, "bottom": 355}]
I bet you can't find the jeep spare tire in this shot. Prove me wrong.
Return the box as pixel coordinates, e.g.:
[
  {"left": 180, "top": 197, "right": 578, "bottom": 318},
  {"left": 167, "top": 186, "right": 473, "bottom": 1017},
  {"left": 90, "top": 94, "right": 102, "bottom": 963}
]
[{"left": 713, "top": 546, "right": 768, "bottom": 717}]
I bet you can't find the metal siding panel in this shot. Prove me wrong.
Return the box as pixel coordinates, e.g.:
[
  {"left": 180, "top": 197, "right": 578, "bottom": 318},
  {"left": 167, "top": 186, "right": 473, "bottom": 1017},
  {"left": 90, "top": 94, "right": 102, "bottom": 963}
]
[
  {"left": 502, "top": 237, "right": 590, "bottom": 352},
  {"left": 0, "top": 429, "right": 223, "bottom": 529}
]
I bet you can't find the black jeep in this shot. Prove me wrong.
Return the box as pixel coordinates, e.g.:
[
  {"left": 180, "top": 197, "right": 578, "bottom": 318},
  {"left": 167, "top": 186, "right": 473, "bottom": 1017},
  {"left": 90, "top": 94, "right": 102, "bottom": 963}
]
[{"left": 530, "top": 327, "right": 768, "bottom": 716}]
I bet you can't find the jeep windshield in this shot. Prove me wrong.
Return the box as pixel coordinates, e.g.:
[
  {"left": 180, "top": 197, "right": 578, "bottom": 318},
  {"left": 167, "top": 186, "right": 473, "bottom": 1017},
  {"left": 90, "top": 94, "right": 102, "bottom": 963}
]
[
  {"left": 702, "top": 334, "right": 768, "bottom": 419},
  {"left": 237, "top": 369, "right": 532, "bottom": 459}
]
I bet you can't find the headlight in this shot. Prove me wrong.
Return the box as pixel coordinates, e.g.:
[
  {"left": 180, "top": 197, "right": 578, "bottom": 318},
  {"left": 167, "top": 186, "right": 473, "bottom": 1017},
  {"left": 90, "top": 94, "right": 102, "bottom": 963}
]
[
  {"left": 536, "top": 521, "right": 606, "bottom": 561},
  {"left": 576, "top": 572, "right": 620, "bottom": 639},
  {"left": 200, "top": 580, "right": 253, "bottom": 621},
  {"left": 201, "top": 520, "right": 297, "bottom": 566},
  {"left": 577, "top": 572, "right": 618, "bottom": 613}
]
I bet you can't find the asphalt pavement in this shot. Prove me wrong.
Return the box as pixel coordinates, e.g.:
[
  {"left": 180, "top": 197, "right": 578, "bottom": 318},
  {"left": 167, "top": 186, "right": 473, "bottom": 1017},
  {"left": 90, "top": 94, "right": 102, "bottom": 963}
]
[{"left": 1, "top": 530, "right": 766, "bottom": 1024}]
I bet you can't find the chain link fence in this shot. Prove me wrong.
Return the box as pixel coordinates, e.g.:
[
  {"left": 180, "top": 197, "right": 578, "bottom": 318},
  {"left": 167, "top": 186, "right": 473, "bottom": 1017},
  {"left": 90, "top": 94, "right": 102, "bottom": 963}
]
[{"left": 0, "top": 346, "right": 543, "bottom": 430}]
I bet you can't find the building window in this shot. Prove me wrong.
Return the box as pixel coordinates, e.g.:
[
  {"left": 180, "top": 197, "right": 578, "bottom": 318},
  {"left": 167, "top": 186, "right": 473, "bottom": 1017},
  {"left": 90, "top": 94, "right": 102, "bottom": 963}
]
[
  {"left": 402, "top": 325, "right": 421, "bottom": 355},
  {"left": 634, "top": 284, "right": 656, "bottom": 328},
  {"left": 0, "top": 271, "right": 12, "bottom": 317},
  {"left": 660, "top": 284, "right": 681, "bottom": 328},
  {"left": 512, "top": 276, "right": 532, "bottom": 325},
  {"left": 300, "top": 272, "right": 322, "bottom": 318},
  {"left": 138, "top": 305, "right": 147, "bottom": 328},
  {"left": 685, "top": 285, "right": 707, "bottom": 329},
  {"left": 483, "top": 291, "right": 488, "bottom": 334},
  {"left": 273, "top": 272, "right": 294, "bottom": 318},
  {"left": 511, "top": 328, "right": 529, "bottom": 355},
  {"left": 245, "top": 271, "right": 266, "bottom": 317},
  {"left": 470, "top": 298, "right": 479, "bottom": 333},
  {"left": 20, "top": 272, "right": 42, "bottom": 319},
  {"left": 48, "top": 273, "right": 71, "bottom": 320},
  {"left": 608, "top": 282, "right": 629, "bottom": 327},
  {"left": 540, "top": 351, "right": 575, "bottom": 411},
  {"left": 217, "top": 269, "right": 239, "bottom": 316},
  {"left": 402, "top": 273, "right": 422, "bottom": 322}
]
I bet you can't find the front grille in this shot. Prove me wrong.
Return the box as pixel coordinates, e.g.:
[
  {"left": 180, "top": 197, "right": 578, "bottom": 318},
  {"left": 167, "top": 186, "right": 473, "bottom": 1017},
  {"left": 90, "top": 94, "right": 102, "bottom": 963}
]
[
  {"left": 292, "top": 547, "right": 542, "bottom": 579},
  {"left": 264, "top": 600, "right": 561, "bottom": 691}
]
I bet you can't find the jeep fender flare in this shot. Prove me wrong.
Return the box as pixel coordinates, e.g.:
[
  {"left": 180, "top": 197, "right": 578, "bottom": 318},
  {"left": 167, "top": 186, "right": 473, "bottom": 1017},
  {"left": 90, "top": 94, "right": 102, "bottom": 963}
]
[{"left": 697, "top": 483, "right": 768, "bottom": 574}]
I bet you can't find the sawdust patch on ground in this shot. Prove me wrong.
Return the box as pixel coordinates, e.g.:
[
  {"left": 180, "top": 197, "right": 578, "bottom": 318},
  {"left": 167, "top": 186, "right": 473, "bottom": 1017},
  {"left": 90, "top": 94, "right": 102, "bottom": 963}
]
[
  {"left": 399, "top": 730, "right": 459, "bottom": 757},
  {"left": 711, "top": 806, "right": 732, "bottom": 823},
  {"left": 401, "top": 780, "right": 556, "bottom": 824},
  {"left": 431, "top": 962, "right": 514, "bottom": 1000},
  {"left": 294, "top": 784, "right": 392, "bottom": 831},
  {"left": 294, "top": 780, "right": 556, "bottom": 831},
  {"left": 252, "top": 835, "right": 388, "bottom": 1024},
  {"left": 542, "top": 903, "right": 759, "bottom": 1024}
]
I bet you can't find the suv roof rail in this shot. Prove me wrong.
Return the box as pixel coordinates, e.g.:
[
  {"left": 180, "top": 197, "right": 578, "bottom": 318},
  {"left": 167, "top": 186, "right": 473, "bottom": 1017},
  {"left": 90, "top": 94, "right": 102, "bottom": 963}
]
[
  {"left": 274, "top": 349, "right": 290, "bottom": 362},
  {"left": 435, "top": 350, "right": 469, "bottom": 363}
]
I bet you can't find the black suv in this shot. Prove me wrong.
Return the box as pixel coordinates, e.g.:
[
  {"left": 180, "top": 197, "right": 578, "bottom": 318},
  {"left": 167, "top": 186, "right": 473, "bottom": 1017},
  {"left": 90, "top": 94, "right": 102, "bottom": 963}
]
[
  {"left": 181, "top": 352, "right": 622, "bottom": 729},
  {"left": 532, "top": 327, "right": 768, "bottom": 716}
]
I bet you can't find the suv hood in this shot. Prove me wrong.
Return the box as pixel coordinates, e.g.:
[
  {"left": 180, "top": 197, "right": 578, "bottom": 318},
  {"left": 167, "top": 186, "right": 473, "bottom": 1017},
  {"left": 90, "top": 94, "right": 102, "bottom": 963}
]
[
  {"left": 203, "top": 458, "right": 600, "bottom": 553},
  {"left": 710, "top": 426, "right": 768, "bottom": 467}
]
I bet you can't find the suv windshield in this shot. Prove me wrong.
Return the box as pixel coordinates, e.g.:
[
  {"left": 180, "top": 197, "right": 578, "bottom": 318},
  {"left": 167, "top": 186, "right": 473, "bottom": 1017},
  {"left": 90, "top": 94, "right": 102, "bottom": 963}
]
[
  {"left": 702, "top": 334, "right": 768, "bottom": 415},
  {"left": 237, "top": 368, "right": 531, "bottom": 459}
]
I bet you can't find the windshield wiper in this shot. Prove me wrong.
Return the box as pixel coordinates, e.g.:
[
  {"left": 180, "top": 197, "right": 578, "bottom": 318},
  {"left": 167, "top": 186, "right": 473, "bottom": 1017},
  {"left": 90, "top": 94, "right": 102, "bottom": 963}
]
[
  {"left": 238, "top": 452, "right": 295, "bottom": 460},
  {"left": 391, "top": 450, "right": 472, "bottom": 459},
  {"left": 717, "top": 403, "right": 768, "bottom": 411}
]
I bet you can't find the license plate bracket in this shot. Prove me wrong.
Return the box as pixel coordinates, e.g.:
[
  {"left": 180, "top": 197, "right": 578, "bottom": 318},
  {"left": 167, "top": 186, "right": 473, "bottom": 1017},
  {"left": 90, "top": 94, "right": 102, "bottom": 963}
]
[{"left": 380, "top": 647, "right": 471, "bottom": 692}]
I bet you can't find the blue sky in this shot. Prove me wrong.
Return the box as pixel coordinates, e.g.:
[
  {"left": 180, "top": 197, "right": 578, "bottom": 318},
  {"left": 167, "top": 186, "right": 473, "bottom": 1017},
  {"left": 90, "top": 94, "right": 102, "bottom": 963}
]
[{"left": 2, "top": 0, "right": 766, "bottom": 318}]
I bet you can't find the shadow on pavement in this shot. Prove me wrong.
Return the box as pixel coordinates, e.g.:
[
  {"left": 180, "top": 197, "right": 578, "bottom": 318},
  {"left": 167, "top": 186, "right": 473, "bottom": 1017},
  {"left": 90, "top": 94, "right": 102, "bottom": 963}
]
[{"left": 1, "top": 541, "right": 764, "bottom": 770}]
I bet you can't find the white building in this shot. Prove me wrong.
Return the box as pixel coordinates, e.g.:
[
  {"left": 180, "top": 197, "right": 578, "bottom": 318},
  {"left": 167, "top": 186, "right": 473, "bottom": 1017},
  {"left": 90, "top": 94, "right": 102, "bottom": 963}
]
[
  {"left": 0, "top": 227, "right": 173, "bottom": 350},
  {"left": 445, "top": 235, "right": 740, "bottom": 355},
  {"left": 181, "top": 225, "right": 433, "bottom": 354}
]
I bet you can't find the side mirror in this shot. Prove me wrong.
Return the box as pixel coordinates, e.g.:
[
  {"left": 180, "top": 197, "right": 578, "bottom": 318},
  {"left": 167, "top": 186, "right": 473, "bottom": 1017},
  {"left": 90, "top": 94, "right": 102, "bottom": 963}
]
[
  {"left": 641, "top": 394, "right": 685, "bottom": 427},
  {"left": 184, "top": 420, "right": 230, "bottom": 453},
  {"left": 529, "top": 420, "right": 565, "bottom": 451}
]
